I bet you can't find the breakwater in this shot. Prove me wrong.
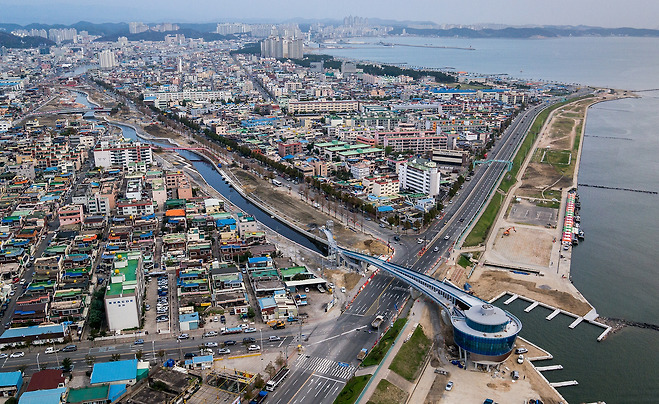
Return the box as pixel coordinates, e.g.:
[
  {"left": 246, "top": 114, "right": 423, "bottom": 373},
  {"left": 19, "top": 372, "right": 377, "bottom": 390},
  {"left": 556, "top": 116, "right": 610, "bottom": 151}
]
[{"left": 577, "top": 183, "right": 658, "bottom": 195}]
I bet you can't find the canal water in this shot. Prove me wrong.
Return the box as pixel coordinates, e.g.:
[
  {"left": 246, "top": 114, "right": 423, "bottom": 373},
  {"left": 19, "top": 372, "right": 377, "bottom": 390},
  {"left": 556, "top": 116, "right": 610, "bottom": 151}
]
[{"left": 107, "top": 121, "right": 325, "bottom": 255}]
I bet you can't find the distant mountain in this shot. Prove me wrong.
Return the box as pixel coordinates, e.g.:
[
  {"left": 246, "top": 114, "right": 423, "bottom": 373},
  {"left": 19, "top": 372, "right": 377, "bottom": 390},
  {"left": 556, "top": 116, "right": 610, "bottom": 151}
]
[
  {"left": 95, "top": 28, "right": 233, "bottom": 42},
  {"left": 389, "top": 26, "right": 659, "bottom": 38},
  {"left": 0, "top": 32, "right": 54, "bottom": 48}
]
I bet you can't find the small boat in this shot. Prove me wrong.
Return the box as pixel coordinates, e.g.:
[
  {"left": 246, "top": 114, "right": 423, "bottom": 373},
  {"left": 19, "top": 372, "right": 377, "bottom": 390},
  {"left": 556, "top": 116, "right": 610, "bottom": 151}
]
[{"left": 578, "top": 230, "right": 585, "bottom": 239}]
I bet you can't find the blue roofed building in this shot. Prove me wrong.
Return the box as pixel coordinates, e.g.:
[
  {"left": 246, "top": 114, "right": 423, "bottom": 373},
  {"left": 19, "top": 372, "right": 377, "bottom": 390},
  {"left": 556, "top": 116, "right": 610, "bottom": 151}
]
[
  {"left": 90, "top": 359, "right": 143, "bottom": 386},
  {"left": 0, "top": 371, "right": 22, "bottom": 397},
  {"left": 0, "top": 324, "right": 69, "bottom": 348},
  {"left": 18, "top": 387, "right": 66, "bottom": 404},
  {"left": 184, "top": 355, "right": 213, "bottom": 370},
  {"left": 178, "top": 312, "right": 199, "bottom": 331}
]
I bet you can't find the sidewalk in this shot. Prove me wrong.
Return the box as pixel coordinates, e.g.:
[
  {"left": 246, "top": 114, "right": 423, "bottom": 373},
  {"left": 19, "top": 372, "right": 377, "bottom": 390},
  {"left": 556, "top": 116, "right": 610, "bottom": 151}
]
[{"left": 357, "top": 299, "right": 428, "bottom": 403}]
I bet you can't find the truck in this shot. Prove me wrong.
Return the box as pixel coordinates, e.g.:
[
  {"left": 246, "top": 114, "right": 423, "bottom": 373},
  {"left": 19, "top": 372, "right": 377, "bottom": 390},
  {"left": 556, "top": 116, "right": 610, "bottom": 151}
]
[
  {"left": 357, "top": 348, "right": 368, "bottom": 361},
  {"left": 265, "top": 367, "right": 290, "bottom": 391},
  {"left": 221, "top": 326, "right": 243, "bottom": 335},
  {"left": 271, "top": 179, "right": 282, "bottom": 187},
  {"left": 297, "top": 300, "right": 308, "bottom": 306},
  {"left": 371, "top": 315, "right": 385, "bottom": 329},
  {"left": 249, "top": 390, "right": 268, "bottom": 404},
  {"left": 295, "top": 294, "right": 307, "bottom": 300}
]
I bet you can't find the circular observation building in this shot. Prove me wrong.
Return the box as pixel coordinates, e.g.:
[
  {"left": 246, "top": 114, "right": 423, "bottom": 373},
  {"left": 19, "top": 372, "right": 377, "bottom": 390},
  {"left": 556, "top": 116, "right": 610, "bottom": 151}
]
[{"left": 451, "top": 304, "right": 522, "bottom": 365}]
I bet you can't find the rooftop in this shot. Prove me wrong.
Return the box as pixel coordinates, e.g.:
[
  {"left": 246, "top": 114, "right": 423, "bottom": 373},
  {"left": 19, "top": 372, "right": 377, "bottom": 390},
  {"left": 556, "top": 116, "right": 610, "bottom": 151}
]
[{"left": 90, "top": 358, "right": 138, "bottom": 384}]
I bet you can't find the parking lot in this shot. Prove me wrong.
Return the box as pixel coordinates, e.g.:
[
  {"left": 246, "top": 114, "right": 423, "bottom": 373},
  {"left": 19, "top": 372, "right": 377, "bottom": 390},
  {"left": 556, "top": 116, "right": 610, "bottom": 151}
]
[
  {"left": 508, "top": 199, "right": 558, "bottom": 227},
  {"left": 142, "top": 271, "right": 174, "bottom": 336}
]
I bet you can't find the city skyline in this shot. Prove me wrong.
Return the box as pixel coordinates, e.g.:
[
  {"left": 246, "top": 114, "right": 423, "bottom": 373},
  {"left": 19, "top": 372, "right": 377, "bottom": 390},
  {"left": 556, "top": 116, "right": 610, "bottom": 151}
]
[{"left": 0, "top": 0, "right": 656, "bottom": 29}]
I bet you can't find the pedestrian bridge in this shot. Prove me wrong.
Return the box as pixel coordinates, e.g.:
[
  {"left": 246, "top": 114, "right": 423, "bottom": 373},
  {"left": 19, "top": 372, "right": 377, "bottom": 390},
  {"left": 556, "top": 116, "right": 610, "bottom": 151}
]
[{"left": 322, "top": 227, "right": 522, "bottom": 364}]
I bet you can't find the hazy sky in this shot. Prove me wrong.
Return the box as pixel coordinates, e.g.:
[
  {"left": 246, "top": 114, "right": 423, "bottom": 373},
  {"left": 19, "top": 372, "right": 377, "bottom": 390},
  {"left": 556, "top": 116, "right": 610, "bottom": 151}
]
[{"left": 0, "top": 0, "right": 655, "bottom": 28}]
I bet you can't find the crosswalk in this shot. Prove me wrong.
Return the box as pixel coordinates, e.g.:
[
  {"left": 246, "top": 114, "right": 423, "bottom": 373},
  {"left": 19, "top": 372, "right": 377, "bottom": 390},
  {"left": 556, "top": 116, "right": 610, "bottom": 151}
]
[{"left": 294, "top": 355, "right": 356, "bottom": 380}]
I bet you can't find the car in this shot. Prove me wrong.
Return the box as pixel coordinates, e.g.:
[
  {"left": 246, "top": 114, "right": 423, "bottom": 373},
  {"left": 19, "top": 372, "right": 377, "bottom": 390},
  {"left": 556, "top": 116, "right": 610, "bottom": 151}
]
[
  {"left": 517, "top": 354, "right": 524, "bottom": 364},
  {"left": 379, "top": 223, "right": 385, "bottom": 228},
  {"left": 61, "top": 345, "right": 77, "bottom": 352},
  {"left": 204, "top": 342, "right": 218, "bottom": 347},
  {"left": 157, "top": 309, "right": 168, "bottom": 314},
  {"left": 459, "top": 218, "right": 465, "bottom": 222},
  {"left": 135, "top": 339, "right": 144, "bottom": 345},
  {"left": 243, "top": 337, "right": 256, "bottom": 344},
  {"left": 0, "top": 353, "right": 7, "bottom": 359},
  {"left": 304, "top": 287, "right": 309, "bottom": 293},
  {"left": 445, "top": 381, "right": 454, "bottom": 391},
  {"left": 156, "top": 316, "right": 169, "bottom": 322},
  {"left": 212, "top": 316, "right": 219, "bottom": 322},
  {"left": 417, "top": 239, "right": 424, "bottom": 244},
  {"left": 10, "top": 352, "right": 24, "bottom": 358},
  {"left": 218, "top": 348, "right": 231, "bottom": 355},
  {"left": 515, "top": 347, "right": 528, "bottom": 354},
  {"left": 145, "top": 304, "right": 150, "bottom": 311},
  {"left": 184, "top": 352, "right": 197, "bottom": 359},
  {"left": 433, "top": 246, "right": 439, "bottom": 252},
  {"left": 268, "top": 336, "right": 281, "bottom": 342},
  {"left": 178, "top": 334, "right": 189, "bottom": 340},
  {"left": 393, "top": 235, "right": 400, "bottom": 241},
  {"left": 8, "top": 291, "right": 15, "bottom": 297},
  {"left": 220, "top": 315, "right": 226, "bottom": 323},
  {"left": 44, "top": 347, "right": 58, "bottom": 354},
  {"left": 444, "top": 235, "right": 450, "bottom": 240},
  {"left": 244, "top": 327, "right": 257, "bottom": 333},
  {"left": 248, "top": 345, "right": 260, "bottom": 351},
  {"left": 224, "top": 340, "right": 236, "bottom": 346},
  {"left": 203, "top": 331, "right": 218, "bottom": 337},
  {"left": 483, "top": 400, "right": 494, "bottom": 404},
  {"left": 19, "top": 279, "right": 26, "bottom": 285},
  {"left": 340, "top": 287, "right": 346, "bottom": 293}
]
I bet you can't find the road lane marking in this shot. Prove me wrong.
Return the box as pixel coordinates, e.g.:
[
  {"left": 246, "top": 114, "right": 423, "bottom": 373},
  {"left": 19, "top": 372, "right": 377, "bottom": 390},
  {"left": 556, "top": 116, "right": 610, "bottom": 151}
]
[{"left": 286, "top": 372, "right": 314, "bottom": 404}]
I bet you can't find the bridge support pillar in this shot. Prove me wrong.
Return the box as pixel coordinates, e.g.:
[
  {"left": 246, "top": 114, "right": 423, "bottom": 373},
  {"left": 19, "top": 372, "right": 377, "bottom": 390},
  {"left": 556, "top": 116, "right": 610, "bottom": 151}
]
[{"left": 409, "top": 287, "right": 422, "bottom": 301}]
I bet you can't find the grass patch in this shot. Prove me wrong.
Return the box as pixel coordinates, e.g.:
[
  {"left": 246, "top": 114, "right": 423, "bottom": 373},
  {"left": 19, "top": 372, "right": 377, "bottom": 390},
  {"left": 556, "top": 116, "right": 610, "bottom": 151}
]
[
  {"left": 540, "top": 149, "right": 572, "bottom": 165},
  {"left": 389, "top": 325, "right": 432, "bottom": 381},
  {"left": 535, "top": 200, "right": 561, "bottom": 209},
  {"left": 367, "top": 379, "right": 409, "bottom": 404},
  {"left": 334, "top": 374, "right": 372, "bottom": 404},
  {"left": 361, "top": 318, "right": 407, "bottom": 367},
  {"left": 463, "top": 192, "right": 504, "bottom": 247},
  {"left": 457, "top": 255, "right": 472, "bottom": 268}
]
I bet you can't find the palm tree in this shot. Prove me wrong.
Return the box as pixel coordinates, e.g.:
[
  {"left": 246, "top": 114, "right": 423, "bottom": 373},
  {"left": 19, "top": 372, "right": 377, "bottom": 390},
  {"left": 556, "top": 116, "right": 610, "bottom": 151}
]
[{"left": 62, "top": 358, "right": 73, "bottom": 372}]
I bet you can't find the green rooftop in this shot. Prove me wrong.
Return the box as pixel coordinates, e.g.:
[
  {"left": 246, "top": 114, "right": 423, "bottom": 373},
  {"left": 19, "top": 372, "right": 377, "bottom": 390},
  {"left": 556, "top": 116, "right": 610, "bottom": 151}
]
[{"left": 66, "top": 384, "right": 109, "bottom": 403}]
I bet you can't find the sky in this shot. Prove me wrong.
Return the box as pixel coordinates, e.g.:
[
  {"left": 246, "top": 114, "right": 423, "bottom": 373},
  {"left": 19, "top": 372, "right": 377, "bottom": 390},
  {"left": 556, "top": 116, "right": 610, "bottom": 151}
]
[{"left": 0, "top": 0, "right": 655, "bottom": 28}]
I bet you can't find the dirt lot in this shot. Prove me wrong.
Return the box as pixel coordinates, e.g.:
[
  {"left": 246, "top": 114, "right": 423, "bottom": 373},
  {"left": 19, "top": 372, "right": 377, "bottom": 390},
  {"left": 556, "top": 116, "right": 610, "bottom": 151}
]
[
  {"left": 369, "top": 379, "right": 409, "bottom": 404},
  {"left": 468, "top": 270, "right": 592, "bottom": 316},
  {"left": 231, "top": 168, "right": 388, "bottom": 255},
  {"left": 324, "top": 269, "right": 363, "bottom": 291},
  {"left": 490, "top": 226, "right": 553, "bottom": 267}
]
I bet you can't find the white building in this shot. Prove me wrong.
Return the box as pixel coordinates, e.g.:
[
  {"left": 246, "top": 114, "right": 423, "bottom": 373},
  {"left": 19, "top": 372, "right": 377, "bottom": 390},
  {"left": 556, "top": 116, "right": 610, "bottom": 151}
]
[
  {"left": 362, "top": 175, "right": 400, "bottom": 197},
  {"left": 0, "top": 120, "right": 12, "bottom": 133},
  {"left": 350, "top": 162, "right": 370, "bottom": 180},
  {"left": 93, "top": 142, "right": 153, "bottom": 168},
  {"left": 398, "top": 158, "right": 441, "bottom": 197},
  {"left": 125, "top": 178, "right": 143, "bottom": 201},
  {"left": 116, "top": 200, "right": 155, "bottom": 217},
  {"left": 104, "top": 252, "right": 144, "bottom": 331},
  {"left": 99, "top": 49, "right": 117, "bottom": 69}
]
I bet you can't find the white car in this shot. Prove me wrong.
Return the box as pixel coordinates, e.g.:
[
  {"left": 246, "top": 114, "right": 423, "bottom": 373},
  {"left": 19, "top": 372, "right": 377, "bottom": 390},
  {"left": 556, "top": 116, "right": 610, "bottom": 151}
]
[
  {"left": 517, "top": 355, "right": 524, "bottom": 364},
  {"left": 44, "top": 347, "right": 59, "bottom": 354},
  {"left": 203, "top": 331, "right": 218, "bottom": 337},
  {"left": 248, "top": 344, "right": 260, "bottom": 351},
  {"left": 204, "top": 342, "right": 218, "bottom": 347},
  {"left": 244, "top": 327, "right": 257, "bottom": 333},
  {"left": 0, "top": 353, "right": 7, "bottom": 359},
  {"left": 444, "top": 235, "right": 450, "bottom": 240},
  {"left": 445, "top": 381, "right": 454, "bottom": 391},
  {"left": 178, "top": 334, "right": 189, "bottom": 340},
  {"left": 340, "top": 287, "right": 346, "bottom": 293},
  {"left": 10, "top": 352, "right": 24, "bottom": 358},
  {"left": 268, "top": 336, "right": 281, "bottom": 342},
  {"left": 218, "top": 348, "right": 230, "bottom": 355}
]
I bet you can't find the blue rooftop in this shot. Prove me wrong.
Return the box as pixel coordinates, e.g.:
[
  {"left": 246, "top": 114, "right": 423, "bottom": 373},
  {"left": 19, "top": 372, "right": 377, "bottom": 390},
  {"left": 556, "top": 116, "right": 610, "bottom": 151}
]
[
  {"left": 0, "top": 324, "right": 65, "bottom": 340},
  {"left": 18, "top": 387, "right": 66, "bottom": 404},
  {"left": 258, "top": 296, "right": 277, "bottom": 310},
  {"left": 90, "top": 359, "right": 137, "bottom": 384},
  {"left": 0, "top": 371, "right": 22, "bottom": 387},
  {"left": 248, "top": 257, "right": 270, "bottom": 264},
  {"left": 179, "top": 313, "right": 199, "bottom": 323},
  {"left": 185, "top": 355, "right": 213, "bottom": 366}
]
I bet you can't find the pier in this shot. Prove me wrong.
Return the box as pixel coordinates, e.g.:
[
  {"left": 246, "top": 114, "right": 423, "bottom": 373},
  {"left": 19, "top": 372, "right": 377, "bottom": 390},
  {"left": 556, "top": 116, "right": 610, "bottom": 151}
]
[
  {"left": 597, "top": 327, "right": 613, "bottom": 342},
  {"left": 524, "top": 301, "right": 539, "bottom": 312},
  {"left": 578, "top": 183, "right": 658, "bottom": 195},
  {"left": 584, "top": 135, "right": 633, "bottom": 140},
  {"left": 546, "top": 309, "right": 561, "bottom": 320},
  {"left": 569, "top": 317, "right": 584, "bottom": 329},
  {"left": 535, "top": 365, "right": 564, "bottom": 372},
  {"left": 550, "top": 380, "right": 579, "bottom": 388},
  {"left": 503, "top": 294, "right": 519, "bottom": 305}
]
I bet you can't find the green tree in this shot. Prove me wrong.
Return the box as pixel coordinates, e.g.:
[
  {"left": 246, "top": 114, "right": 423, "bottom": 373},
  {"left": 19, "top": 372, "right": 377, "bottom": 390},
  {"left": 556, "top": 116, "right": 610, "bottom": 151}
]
[
  {"left": 157, "top": 350, "right": 166, "bottom": 363},
  {"left": 247, "top": 307, "right": 256, "bottom": 318},
  {"left": 135, "top": 350, "right": 143, "bottom": 361},
  {"left": 264, "top": 362, "right": 276, "bottom": 378},
  {"left": 84, "top": 354, "right": 96, "bottom": 366},
  {"left": 253, "top": 373, "right": 265, "bottom": 390},
  {"left": 62, "top": 358, "right": 73, "bottom": 372}
]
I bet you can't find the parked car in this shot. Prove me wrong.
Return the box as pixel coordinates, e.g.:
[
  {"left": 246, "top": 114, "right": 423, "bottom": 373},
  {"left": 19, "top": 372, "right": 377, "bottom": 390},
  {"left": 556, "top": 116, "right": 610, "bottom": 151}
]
[
  {"left": 445, "top": 381, "right": 454, "bottom": 391},
  {"left": 156, "top": 316, "right": 169, "bottom": 322},
  {"left": 517, "top": 355, "right": 524, "bottom": 364},
  {"left": 248, "top": 345, "right": 260, "bottom": 351},
  {"left": 204, "top": 342, "right": 218, "bottom": 348},
  {"left": 217, "top": 348, "right": 231, "bottom": 355},
  {"left": 10, "top": 352, "right": 24, "bottom": 358},
  {"left": 515, "top": 347, "right": 528, "bottom": 354},
  {"left": 0, "top": 353, "right": 7, "bottom": 359},
  {"left": 244, "top": 327, "right": 257, "bottom": 333},
  {"left": 145, "top": 304, "right": 150, "bottom": 311},
  {"left": 203, "top": 331, "right": 218, "bottom": 337},
  {"left": 178, "top": 334, "right": 189, "bottom": 340},
  {"left": 61, "top": 345, "right": 77, "bottom": 352},
  {"left": 220, "top": 315, "right": 226, "bottom": 323},
  {"left": 184, "top": 352, "right": 197, "bottom": 358}
]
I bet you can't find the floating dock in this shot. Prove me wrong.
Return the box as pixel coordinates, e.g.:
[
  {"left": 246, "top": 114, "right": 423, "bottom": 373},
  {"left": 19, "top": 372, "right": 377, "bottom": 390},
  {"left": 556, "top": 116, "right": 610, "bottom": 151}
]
[
  {"left": 546, "top": 309, "right": 562, "bottom": 320},
  {"left": 569, "top": 317, "right": 584, "bottom": 329},
  {"left": 597, "top": 326, "right": 613, "bottom": 342},
  {"left": 550, "top": 380, "right": 579, "bottom": 388},
  {"left": 536, "top": 365, "right": 564, "bottom": 372},
  {"left": 525, "top": 301, "right": 539, "bottom": 312},
  {"left": 503, "top": 294, "right": 519, "bottom": 305}
]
